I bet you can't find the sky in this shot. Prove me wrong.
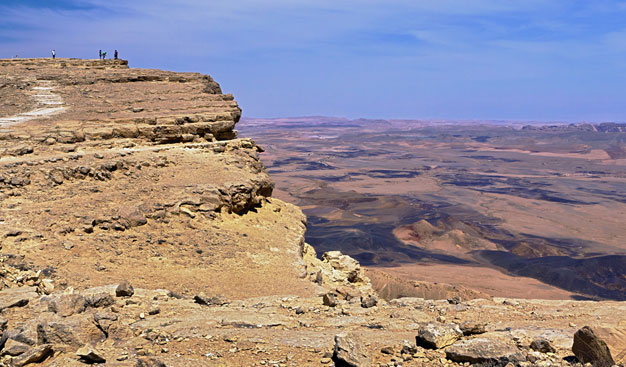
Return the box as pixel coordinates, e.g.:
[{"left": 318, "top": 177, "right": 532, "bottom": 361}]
[{"left": 2, "top": 0, "right": 626, "bottom": 122}]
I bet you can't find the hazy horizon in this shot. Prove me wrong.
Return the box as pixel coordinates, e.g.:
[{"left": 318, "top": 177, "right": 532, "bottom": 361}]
[{"left": 2, "top": 1, "right": 626, "bottom": 122}]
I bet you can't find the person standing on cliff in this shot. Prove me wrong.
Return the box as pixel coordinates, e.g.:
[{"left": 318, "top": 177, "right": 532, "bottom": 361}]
[
  {"left": 99, "top": 49, "right": 102, "bottom": 60},
  {"left": 102, "top": 51, "right": 107, "bottom": 59},
  {"left": 52, "top": 49, "right": 55, "bottom": 59},
  {"left": 114, "top": 50, "right": 118, "bottom": 60}
]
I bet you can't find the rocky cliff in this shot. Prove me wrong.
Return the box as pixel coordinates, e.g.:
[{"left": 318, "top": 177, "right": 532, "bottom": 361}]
[{"left": 0, "top": 59, "right": 624, "bottom": 367}]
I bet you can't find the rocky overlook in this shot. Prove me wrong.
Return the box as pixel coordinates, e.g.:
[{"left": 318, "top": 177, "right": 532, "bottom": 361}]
[{"left": 0, "top": 59, "right": 624, "bottom": 366}]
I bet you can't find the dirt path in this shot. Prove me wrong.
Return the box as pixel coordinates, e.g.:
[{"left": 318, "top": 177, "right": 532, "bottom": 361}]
[{"left": 0, "top": 80, "right": 66, "bottom": 127}]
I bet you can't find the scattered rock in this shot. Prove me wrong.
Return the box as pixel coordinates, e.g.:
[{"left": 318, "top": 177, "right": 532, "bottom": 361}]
[
  {"left": 380, "top": 346, "right": 394, "bottom": 355},
  {"left": 360, "top": 294, "right": 378, "bottom": 308},
  {"left": 194, "top": 293, "right": 227, "bottom": 306},
  {"left": 530, "top": 338, "right": 556, "bottom": 354},
  {"left": 41, "top": 279, "right": 55, "bottom": 295},
  {"left": 416, "top": 323, "right": 462, "bottom": 349},
  {"left": 460, "top": 321, "right": 487, "bottom": 336},
  {"left": 323, "top": 293, "right": 338, "bottom": 307},
  {"left": 333, "top": 333, "right": 371, "bottom": 367},
  {"left": 76, "top": 344, "right": 106, "bottom": 363},
  {"left": 1, "top": 338, "right": 31, "bottom": 356},
  {"left": 137, "top": 357, "right": 167, "bottom": 367},
  {"left": 445, "top": 338, "right": 525, "bottom": 364},
  {"left": 572, "top": 326, "right": 615, "bottom": 367},
  {"left": 45, "top": 294, "right": 86, "bottom": 317},
  {"left": 0, "top": 287, "right": 38, "bottom": 311},
  {"left": 12, "top": 344, "right": 52, "bottom": 366},
  {"left": 85, "top": 293, "right": 114, "bottom": 308},
  {"left": 115, "top": 281, "right": 134, "bottom": 297}
]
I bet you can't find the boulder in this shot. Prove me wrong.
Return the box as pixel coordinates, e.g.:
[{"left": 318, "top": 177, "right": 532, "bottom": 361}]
[
  {"left": 572, "top": 326, "right": 615, "bottom": 367},
  {"left": 44, "top": 294, "right": 86, "bottom": 317},
  {"left": 333, "top": 333, "right": 371, "bottom": 367},
  {"left": 416, "top": 323, "right": 462, "bottom": 349},
  {"left": 0, "top": 287, "right": 38, "bottom": 311},
  {"left": 530, "top": 338, "right": 556, "bottom": 354},
  {"left": 85, "top": 293, "right": 115, "bottom": 308},
  {"left": 37, "top": 315, "right": 105, "bottom": 350},
  {"left": 115, "top": 281, "right": 134, "bottom": 297},
  {"left": 445, "top": 338, "right": 525, "bottom": 364}
]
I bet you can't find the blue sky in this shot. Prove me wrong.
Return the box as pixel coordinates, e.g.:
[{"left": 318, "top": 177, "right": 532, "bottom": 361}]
[{"left": 2, "top": 0, "right": 626, "bottom": 121}]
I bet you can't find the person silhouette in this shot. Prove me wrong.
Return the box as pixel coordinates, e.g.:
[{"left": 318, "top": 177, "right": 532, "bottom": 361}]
[
  {"left": 102, "top": 51, "right": 107, "bottom": 59},
  {"left": 52, "top": 49, "right": 56, "bottom": 59},
  {"left": 114, "top": 50, "right": 118, "bottom": 60},
  {"left": 99, "top": 49, "right": 102, "bottom": 60}
]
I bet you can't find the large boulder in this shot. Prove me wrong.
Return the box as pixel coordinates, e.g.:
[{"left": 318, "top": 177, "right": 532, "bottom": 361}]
[
  {"left": 333, "top": 333, "right": 371, "bottom": 367},
  {"left": 416, "top": 323, "right": 462, "bottom": 349},
  {"left": 37, "top": 315, "right": 105, "bottom": 351},
  {"left": 445, "top": 337, "right": 525, "bottom": 364},
  {"left": 572, "top": 326, "right": 615, "bottom": 367}
]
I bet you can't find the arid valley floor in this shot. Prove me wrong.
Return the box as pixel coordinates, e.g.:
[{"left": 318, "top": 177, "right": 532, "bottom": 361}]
[
  {"left": 240, "top": 117, "right": 626, "bottom": 302},
  {"left": 0, "top": 59, "right": 624, "bottom": 366}
]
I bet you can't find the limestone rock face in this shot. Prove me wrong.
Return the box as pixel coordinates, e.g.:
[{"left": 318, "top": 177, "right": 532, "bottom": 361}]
[
  {"left": 572, "top": 326, "right": 615, "bottom": 367},
  {"left": 0, "top": 58, "right": 319, "bottom": 300}
]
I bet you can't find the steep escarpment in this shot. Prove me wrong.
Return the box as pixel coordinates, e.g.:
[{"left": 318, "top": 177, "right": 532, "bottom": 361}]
[
  {"left": 0, "top": 59, "right": 624, "bottom": 367},
  {"left": 0, "top": 58, "right": 323, "bottom": 299}
]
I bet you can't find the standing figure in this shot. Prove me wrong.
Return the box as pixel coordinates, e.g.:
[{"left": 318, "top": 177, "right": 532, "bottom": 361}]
[
  {"left": 52, "top": 49, "right": 56, "bottom": 59},
  {"left": 99, "top": 49, "right": 102, "bottom": 60},
  {"left": 102, "top": 51, "right": 107, "bottom": 59},
  {"left": 114, "top": 50, "right": 118, "bottom": 60}
]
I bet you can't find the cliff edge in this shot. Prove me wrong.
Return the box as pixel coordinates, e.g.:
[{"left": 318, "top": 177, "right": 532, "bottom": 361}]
[{"left": 0, "top": 59, "right": 623, "bottom": 367}]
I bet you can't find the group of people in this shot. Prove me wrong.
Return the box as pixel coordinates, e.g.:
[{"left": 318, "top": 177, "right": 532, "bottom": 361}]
[
  {"left": 99, "top": 49, "right": 119, "bottom": 60},
  {"left": 49, "top": 49, "right": 119, "bottom": 60}
]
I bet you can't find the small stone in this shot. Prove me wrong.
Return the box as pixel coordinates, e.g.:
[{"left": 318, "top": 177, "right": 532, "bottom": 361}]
[
  {"left": 149, "top": 307, "right": 161, "bottom": 315},
  {"left": 2, "top": 339, "right": 31, "bottom": 356},
  {"left": 381, "top": 347, "right": 394, "bottom": 355},
  {"left": 530, "top": 338, "right": 556, "bottom": 354},
  {"left": 140, "top": 312, "right": 146, "bottom": 319},
  {"left": 116, "top": 281, "right": 134, "bottom": 297},
  {"left": 194, "top": 293, "right": 227, "bottom": 306},
  {"left": 41, "top": 279, "right": 55, "bottom": 295},
  {"left": 295, "top": 307, "right": 305, "bottom": 315},
  {"left": 321, "top": 357, "right": 332, "bottom": 364},
  {"left": 322, "top": 293, "right": 338, "bottom": 307},
  {"left": 76, "top": 344, "right": 106, "bottom": 363},
  {"left": 460, "top": 322, "right": 486, "bottom": 336},
  {"left": 416, "top": 323, "right": 462, "bottom": 349},
  {"left": 360, "top": 294, "right": 378, "bottom": 308},
  {"left": 12, "top": 344, "right": 52, "bottom": 366}
]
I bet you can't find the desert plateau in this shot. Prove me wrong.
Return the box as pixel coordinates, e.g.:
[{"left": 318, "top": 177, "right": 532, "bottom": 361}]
[{"left": 0, "top": 58, "right": 624, "bottom": 367}]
